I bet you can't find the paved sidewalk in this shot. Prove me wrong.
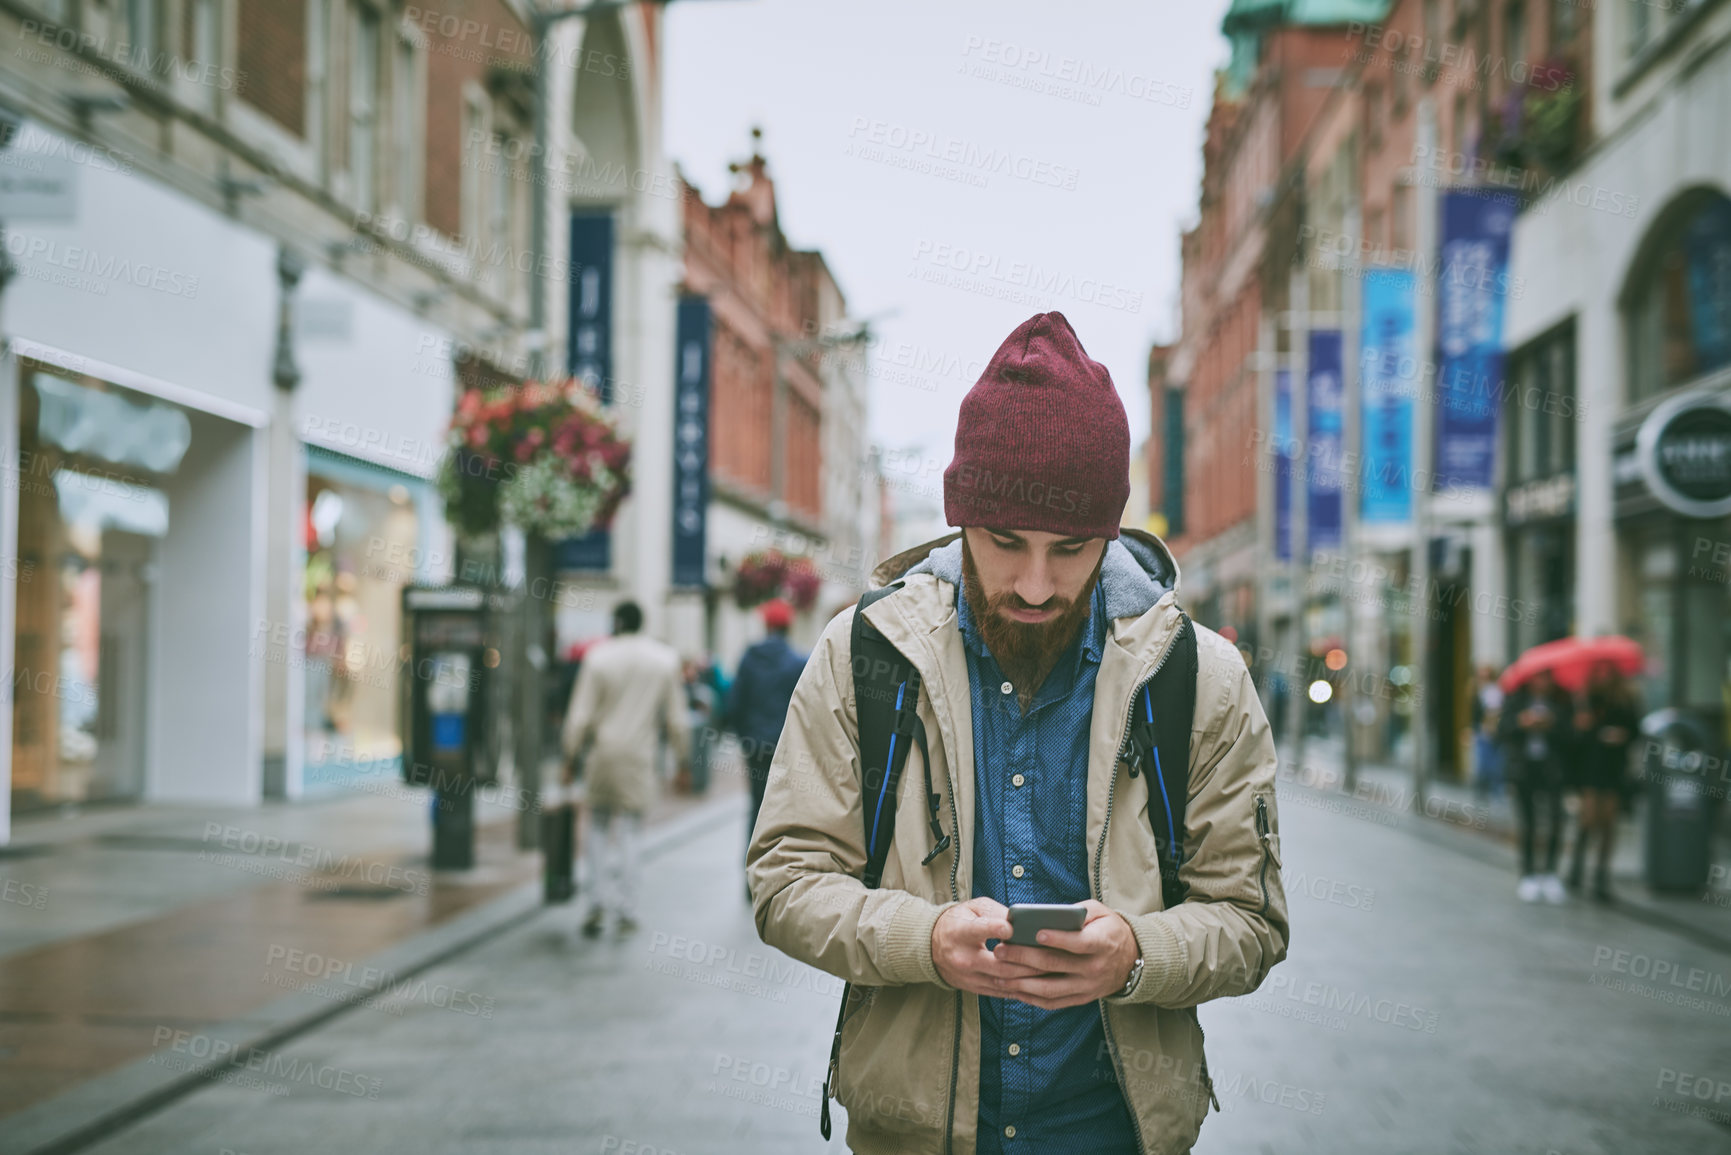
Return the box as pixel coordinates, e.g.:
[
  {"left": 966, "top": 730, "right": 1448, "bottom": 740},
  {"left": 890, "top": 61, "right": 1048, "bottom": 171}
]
[
  {"left": 1282, "top": 735, "right": 1731, "bottom": 949},
  {"left": 0, "top": 745, "right": 744, "bottom": 1148},
  {"left": 64, "top": 769, "right": 1731, "bottom": 1155}
]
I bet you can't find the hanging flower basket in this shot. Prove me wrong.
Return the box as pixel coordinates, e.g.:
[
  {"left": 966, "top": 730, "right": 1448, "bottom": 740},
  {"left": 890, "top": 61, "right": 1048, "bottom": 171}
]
[
  {"left": 732, "top": 550, "right": 822, "bottom": 612},
  {"left": 437, "top": 379, "right": 632, "bottom": 541}
]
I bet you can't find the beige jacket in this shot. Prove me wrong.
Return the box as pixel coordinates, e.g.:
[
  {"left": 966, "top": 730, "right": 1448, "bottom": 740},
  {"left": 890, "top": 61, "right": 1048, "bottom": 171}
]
[
  {"left": 746, "top": 530, "right": 1288, "bottom": 1155},
  {"left": 560, "top": 632, "right": 689, "bottom": 813}
]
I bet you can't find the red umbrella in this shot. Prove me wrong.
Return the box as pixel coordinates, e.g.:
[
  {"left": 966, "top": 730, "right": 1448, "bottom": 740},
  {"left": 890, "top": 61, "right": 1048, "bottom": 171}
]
[{"left": 1498, "top": 635, "right": 1645, "bottom": 694}]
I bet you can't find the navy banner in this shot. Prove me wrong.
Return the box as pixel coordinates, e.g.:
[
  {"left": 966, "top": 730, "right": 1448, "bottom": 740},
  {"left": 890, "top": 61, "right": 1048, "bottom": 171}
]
[
  {"left": 559, "top": 210, "right": 615, "bottom": 571},
  {"left": 672, "top": 298, "right": 711, "bottom": 589},
  {"left": 1275, "top": 369, "right": 1292, "bottom": 561},
  {"left": 1435, "top": 190, "right": 1517, "bottom": 490},
  {"left": 1307, "top": 330, "right": 1344, "bottom": 552}
]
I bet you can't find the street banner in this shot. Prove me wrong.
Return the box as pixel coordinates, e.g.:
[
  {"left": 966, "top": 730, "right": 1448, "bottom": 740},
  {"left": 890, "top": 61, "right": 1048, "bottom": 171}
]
[
  {"left": 1275, "top": 368, "right": 1292, "bottom": 561},
  {"left": 1361, "top": 269, "right": 1416, "bottom": 524},
  {"left": 671, "top": 297, "right": 711, "bottom": 589},
  {"left": 1307, "top": 329, "right": 1344, "bottom": 551},
  {"left": 558, "top": 210, "right": 616, "bottom": 571},
  {"left": 1435, "top": 189, "right": 1517, "bottom": 490}
]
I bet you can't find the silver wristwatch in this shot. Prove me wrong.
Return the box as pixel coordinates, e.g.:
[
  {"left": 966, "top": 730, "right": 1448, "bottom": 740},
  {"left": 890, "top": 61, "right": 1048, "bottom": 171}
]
[{"left": 1119, "top": 954, "right": 1145, "bottom": 998}]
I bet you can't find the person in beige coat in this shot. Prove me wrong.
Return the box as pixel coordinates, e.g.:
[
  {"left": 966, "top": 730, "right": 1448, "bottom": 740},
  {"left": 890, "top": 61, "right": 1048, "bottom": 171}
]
[
  {"left": 561, "top": 600, "right": 689, "bottom": 937},
  {"left": 747, "top": 313, "right": 1289, "bottom": 1155}
]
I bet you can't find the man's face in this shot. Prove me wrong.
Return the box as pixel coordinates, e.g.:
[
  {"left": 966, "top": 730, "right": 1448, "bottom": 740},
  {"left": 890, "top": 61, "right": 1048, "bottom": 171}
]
[{"left": 962, "top": 527, "right": 1106, "bottom": 622}]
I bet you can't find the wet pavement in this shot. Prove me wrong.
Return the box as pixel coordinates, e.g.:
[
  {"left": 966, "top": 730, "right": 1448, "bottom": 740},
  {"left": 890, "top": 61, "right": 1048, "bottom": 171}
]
[{"left": 49, "top": 765, "right": 1731, "bottom": 1155}]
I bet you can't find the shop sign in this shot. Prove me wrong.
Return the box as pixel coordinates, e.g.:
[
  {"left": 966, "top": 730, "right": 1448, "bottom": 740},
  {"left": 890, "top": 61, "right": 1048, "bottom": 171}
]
[
  {"left": 1637, "top": 390, "right": 1731, "bottom": 518},
  {"left": 670, "top": 297, "right": 710, "bottom": 589},
  {"left": 1504, "top": 473, "right": 1575, "bottom": 526}
]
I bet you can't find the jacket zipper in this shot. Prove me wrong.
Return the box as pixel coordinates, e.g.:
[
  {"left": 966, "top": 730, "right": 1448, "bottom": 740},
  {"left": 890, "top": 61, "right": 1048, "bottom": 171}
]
[
  {"left": 1092, "top": 625, "right": 1183, "bottom": 1155},
  {"left": 1254, "top": 794, "right": 1272, "bottom": 918},
  {"left": 941, "top": 683, "right": 963, "bottom": 1155}
]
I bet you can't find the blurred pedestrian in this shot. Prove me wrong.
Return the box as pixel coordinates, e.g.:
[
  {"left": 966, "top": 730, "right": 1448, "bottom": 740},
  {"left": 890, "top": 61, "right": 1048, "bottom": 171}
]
[
  {"left": 681, "top": 657, "right": 719, "bottom": 796},
  {"left": 1498, "top": 668, "right": 1576, "bottom": 904},
  {"left": 560, "top": 600, "right": 690, "bottom": 938},
  {"left": 726, "top": 598, "right": 807, "bottom": 858},
  {"left": 1469, "top": 664, "right": 1506, "bottom": 800},
  {"left": 1567, "top": 660, "right": 1640, "bottom": 901}
]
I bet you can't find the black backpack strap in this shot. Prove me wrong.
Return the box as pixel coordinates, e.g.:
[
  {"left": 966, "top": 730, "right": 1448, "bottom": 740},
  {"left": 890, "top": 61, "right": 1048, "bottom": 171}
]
[
  {"left": 1125, "top": 613, "right": 1199, "bottom": 912},
  {"left": 821, "top": 583, "right": 951, "bottom": 1142}
]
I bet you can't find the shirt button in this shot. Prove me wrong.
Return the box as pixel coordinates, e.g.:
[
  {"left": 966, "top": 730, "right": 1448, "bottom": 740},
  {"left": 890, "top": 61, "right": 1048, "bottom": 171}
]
[
  {"left": 1011, "top": 864, "right": 1025, "bottom": 879},
  {"left": 1004, "top": 1125, "right": 1017, "bottom": 1139},
  {"left": 1011, "top": 773, "right": 1025, "bottom": 787},
  {"left": 1000, "top": 680, "right": 1014, "bottom": 695},
  {"left": 1007, "top": 1043, "right": 1021, "bottom": 1056}
]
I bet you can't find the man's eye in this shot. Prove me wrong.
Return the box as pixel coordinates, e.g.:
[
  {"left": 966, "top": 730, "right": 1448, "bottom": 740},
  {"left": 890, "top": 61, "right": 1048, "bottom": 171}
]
[{"left": 1055, "top": 545, "right": 1083, "bottom": 558}]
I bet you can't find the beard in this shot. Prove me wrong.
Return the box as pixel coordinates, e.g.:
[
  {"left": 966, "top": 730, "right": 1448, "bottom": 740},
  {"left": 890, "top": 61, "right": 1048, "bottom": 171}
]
[{"left": 961, "top": 535, "right": 1104, "bottom": 712}]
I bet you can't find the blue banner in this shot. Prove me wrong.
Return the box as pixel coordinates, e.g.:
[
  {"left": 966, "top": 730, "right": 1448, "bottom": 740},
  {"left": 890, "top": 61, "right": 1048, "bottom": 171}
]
[
  {"left": 1275, "top": 369, "right": 1292, "bottom": 561},
  {"left": 1307, "top": 330, "right": 1344, "bottom": 552},
  {"left": 672, "top": 298, "right": 711, "bottom": 589},
  {"left": 559, "top": 210, "right": 615, "bottom": 571},
  {"left": 1361, "top": 269, "right": 1416, "bottom": 524},
  {"left": 1435, "top": 190, "right": 1517, "bottom": 489},
  {"left": 1684, "top": 196, "right": 1731, "bottom": 376}
]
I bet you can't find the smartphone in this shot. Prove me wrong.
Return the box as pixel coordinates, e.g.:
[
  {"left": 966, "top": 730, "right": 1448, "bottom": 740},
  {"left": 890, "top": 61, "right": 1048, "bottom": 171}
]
[{"left": 1006, "top": 902, "right": 1087, "bottom": 946}]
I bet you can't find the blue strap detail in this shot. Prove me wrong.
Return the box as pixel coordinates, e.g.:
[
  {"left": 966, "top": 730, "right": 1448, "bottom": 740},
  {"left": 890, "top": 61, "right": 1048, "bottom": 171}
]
[
  {"left": 1146, "top": 688, "right": 1179, "bottom": 868},
  {"left": 867, "top": 682, "right": 906, "bottom": 856}
]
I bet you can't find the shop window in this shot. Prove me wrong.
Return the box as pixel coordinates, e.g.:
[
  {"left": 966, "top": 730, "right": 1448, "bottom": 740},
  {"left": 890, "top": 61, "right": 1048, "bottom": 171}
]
[
  {"left": 10, "top": 372, "right": 189, "bottom": 813},
  {"left": 348, "top": 2, "right": 381, "bottom": 213},
  {"left": 1625, "top": 189, "right": 1731, "bottom": 403},
  {"left": 302, "top": 453, "right": 427, "bottom": 790},
  {"left": 1505, "top": 320, "right": 1577, "bottom": 484}
]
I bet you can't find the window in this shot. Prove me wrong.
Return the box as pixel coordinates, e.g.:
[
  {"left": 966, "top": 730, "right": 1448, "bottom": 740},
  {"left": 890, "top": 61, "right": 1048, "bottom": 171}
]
[
  {"left": 192, "top": 0, "right": 218, "bottom": 67},
  {"left": 461, "top": 92, "right": 488, "bottom": 243},
  {"left": 1628, "top": 1, "right": 1653, "bottom": 58},
  {"left": 1162, "top": 387, "right": 1185, "bottom": 537},
  {"left": 348, "top": 3, "right": 380, "bottom": 212},
  {"left": 1626, "top": 191, "right": 1731, "bottom": 402},
  {"left": 1503, "top": 0, "right": 1527, "bottom": 76},
  {"left": 308, "top": 0, "right": 329, "bottom": 170},
  {"left": 127, "top": 0, "right": 160, "bottom": 74},
  {"left": 1364, "top": 81, "right": 1383, "bottom": 149},
  {"left": 1506, "top": 321, "right": 1576, "bottom": 484},
  {"left": 1453, "top": 91, "right": 1471, "bottom": 158},
  {"left": 1392, "top": 183, "right": 1413, "bottom": 254},
  {"left": 489, "top": 131, "right": 513, "bottom": 255},
  {"left": 1550, "top": 0, "right": 1578, "bottom": 47},
  {"left": 392, "top": 36, "right": 421, "bottom": 218},
  {"left": 1392, "top": 47, "right": 1410, "bottom": 118}
]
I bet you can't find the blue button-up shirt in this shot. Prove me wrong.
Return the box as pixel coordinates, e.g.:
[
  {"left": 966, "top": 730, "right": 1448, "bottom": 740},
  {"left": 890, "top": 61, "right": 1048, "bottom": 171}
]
[{"left": 958, "top": 581, "right": 1139, "bottom": 1155}]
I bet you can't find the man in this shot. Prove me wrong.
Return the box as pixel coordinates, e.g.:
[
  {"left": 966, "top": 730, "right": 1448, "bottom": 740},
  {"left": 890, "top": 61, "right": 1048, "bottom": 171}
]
[
  {"left": 748, "top": 312, "right": 1289, "bottom": 1155},
  {"left": 727, "top": 597, "right": 808, "bottom": 852},
  {"left": 561, "top": 600, "right": 689, "bottom": 938}
]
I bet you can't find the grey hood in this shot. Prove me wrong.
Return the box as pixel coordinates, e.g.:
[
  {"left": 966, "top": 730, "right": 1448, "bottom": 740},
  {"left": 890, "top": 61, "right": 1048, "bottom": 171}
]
[{"left": 870, "top": 527, "right": 1181, "bottom": 621}]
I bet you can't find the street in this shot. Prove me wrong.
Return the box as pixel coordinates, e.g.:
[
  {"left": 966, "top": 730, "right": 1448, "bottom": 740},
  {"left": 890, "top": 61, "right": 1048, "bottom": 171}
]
[{"left": 78, "top": 780, "right": 1731, "bottom": 1155}]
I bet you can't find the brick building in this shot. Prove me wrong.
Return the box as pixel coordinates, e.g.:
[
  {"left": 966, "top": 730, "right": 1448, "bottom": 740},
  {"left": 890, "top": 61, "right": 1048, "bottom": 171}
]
[{"left": 679, "top": 137, "right": 873, "bottom": 661}]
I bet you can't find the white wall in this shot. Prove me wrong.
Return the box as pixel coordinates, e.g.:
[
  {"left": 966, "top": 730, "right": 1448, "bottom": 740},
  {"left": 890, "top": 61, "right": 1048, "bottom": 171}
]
[
  {"left": 2, "top": 120, "right": 278, "bottom": 418},
  {"left": 149, "top": 414, "right": 265, "bottom": 804}
]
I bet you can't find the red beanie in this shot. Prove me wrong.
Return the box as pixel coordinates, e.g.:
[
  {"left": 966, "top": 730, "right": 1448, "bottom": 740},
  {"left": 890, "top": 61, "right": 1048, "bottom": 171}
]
[
  {"left": 943, "top": 312, "right": 1129, "bottom": 539},
  {"left": 760, "top": 598, "right": 793, "bottom": 630}
]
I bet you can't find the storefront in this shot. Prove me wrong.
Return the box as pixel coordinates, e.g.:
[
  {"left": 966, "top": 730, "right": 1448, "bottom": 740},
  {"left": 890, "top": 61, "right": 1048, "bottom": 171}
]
[
  {"left": 1610, "top": 189, "right": 1731, "bottom": 742},
  {"left": 300, "top": 449, "right": 435, "bottom": 793}
]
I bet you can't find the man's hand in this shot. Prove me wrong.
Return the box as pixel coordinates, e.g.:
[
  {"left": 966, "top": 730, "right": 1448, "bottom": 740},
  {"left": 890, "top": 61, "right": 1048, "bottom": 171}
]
[
  {"left": 931, "top": 897, "right": 1047, "bottom": 998},
  {"left": 989, "top": 900, "right": 1140, "bottom": 1010}
]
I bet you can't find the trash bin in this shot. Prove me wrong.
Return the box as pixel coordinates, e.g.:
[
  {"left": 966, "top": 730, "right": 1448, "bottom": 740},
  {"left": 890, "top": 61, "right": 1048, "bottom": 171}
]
[{"left": 1640, "top": 708, "right": 1725, "bottom": 893}]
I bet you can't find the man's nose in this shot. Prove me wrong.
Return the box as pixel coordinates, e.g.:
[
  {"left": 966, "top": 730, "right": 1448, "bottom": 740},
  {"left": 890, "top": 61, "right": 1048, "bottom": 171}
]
[{"left": 1014, "top": 556, "right": 1055, "bottom": 608}]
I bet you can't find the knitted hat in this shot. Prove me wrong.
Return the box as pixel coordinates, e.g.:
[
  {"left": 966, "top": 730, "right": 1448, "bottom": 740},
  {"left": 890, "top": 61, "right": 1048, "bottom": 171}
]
[{"left": 943, "top": 312, "right": 1129, "bottom": 539}]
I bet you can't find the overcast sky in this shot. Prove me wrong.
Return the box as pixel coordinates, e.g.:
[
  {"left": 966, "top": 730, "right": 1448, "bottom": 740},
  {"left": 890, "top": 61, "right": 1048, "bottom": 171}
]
[{"left": 664, "top": 0, "right": 1233, "bottom": 499}]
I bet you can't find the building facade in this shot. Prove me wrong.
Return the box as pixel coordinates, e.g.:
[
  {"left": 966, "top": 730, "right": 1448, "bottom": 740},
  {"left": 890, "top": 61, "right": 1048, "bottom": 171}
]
[
  {"left": 677, "top": 139, "right": 872, "bottom": 666},
  {"left": 0, "top": 0, "right": 669, "bottom": 840}
]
